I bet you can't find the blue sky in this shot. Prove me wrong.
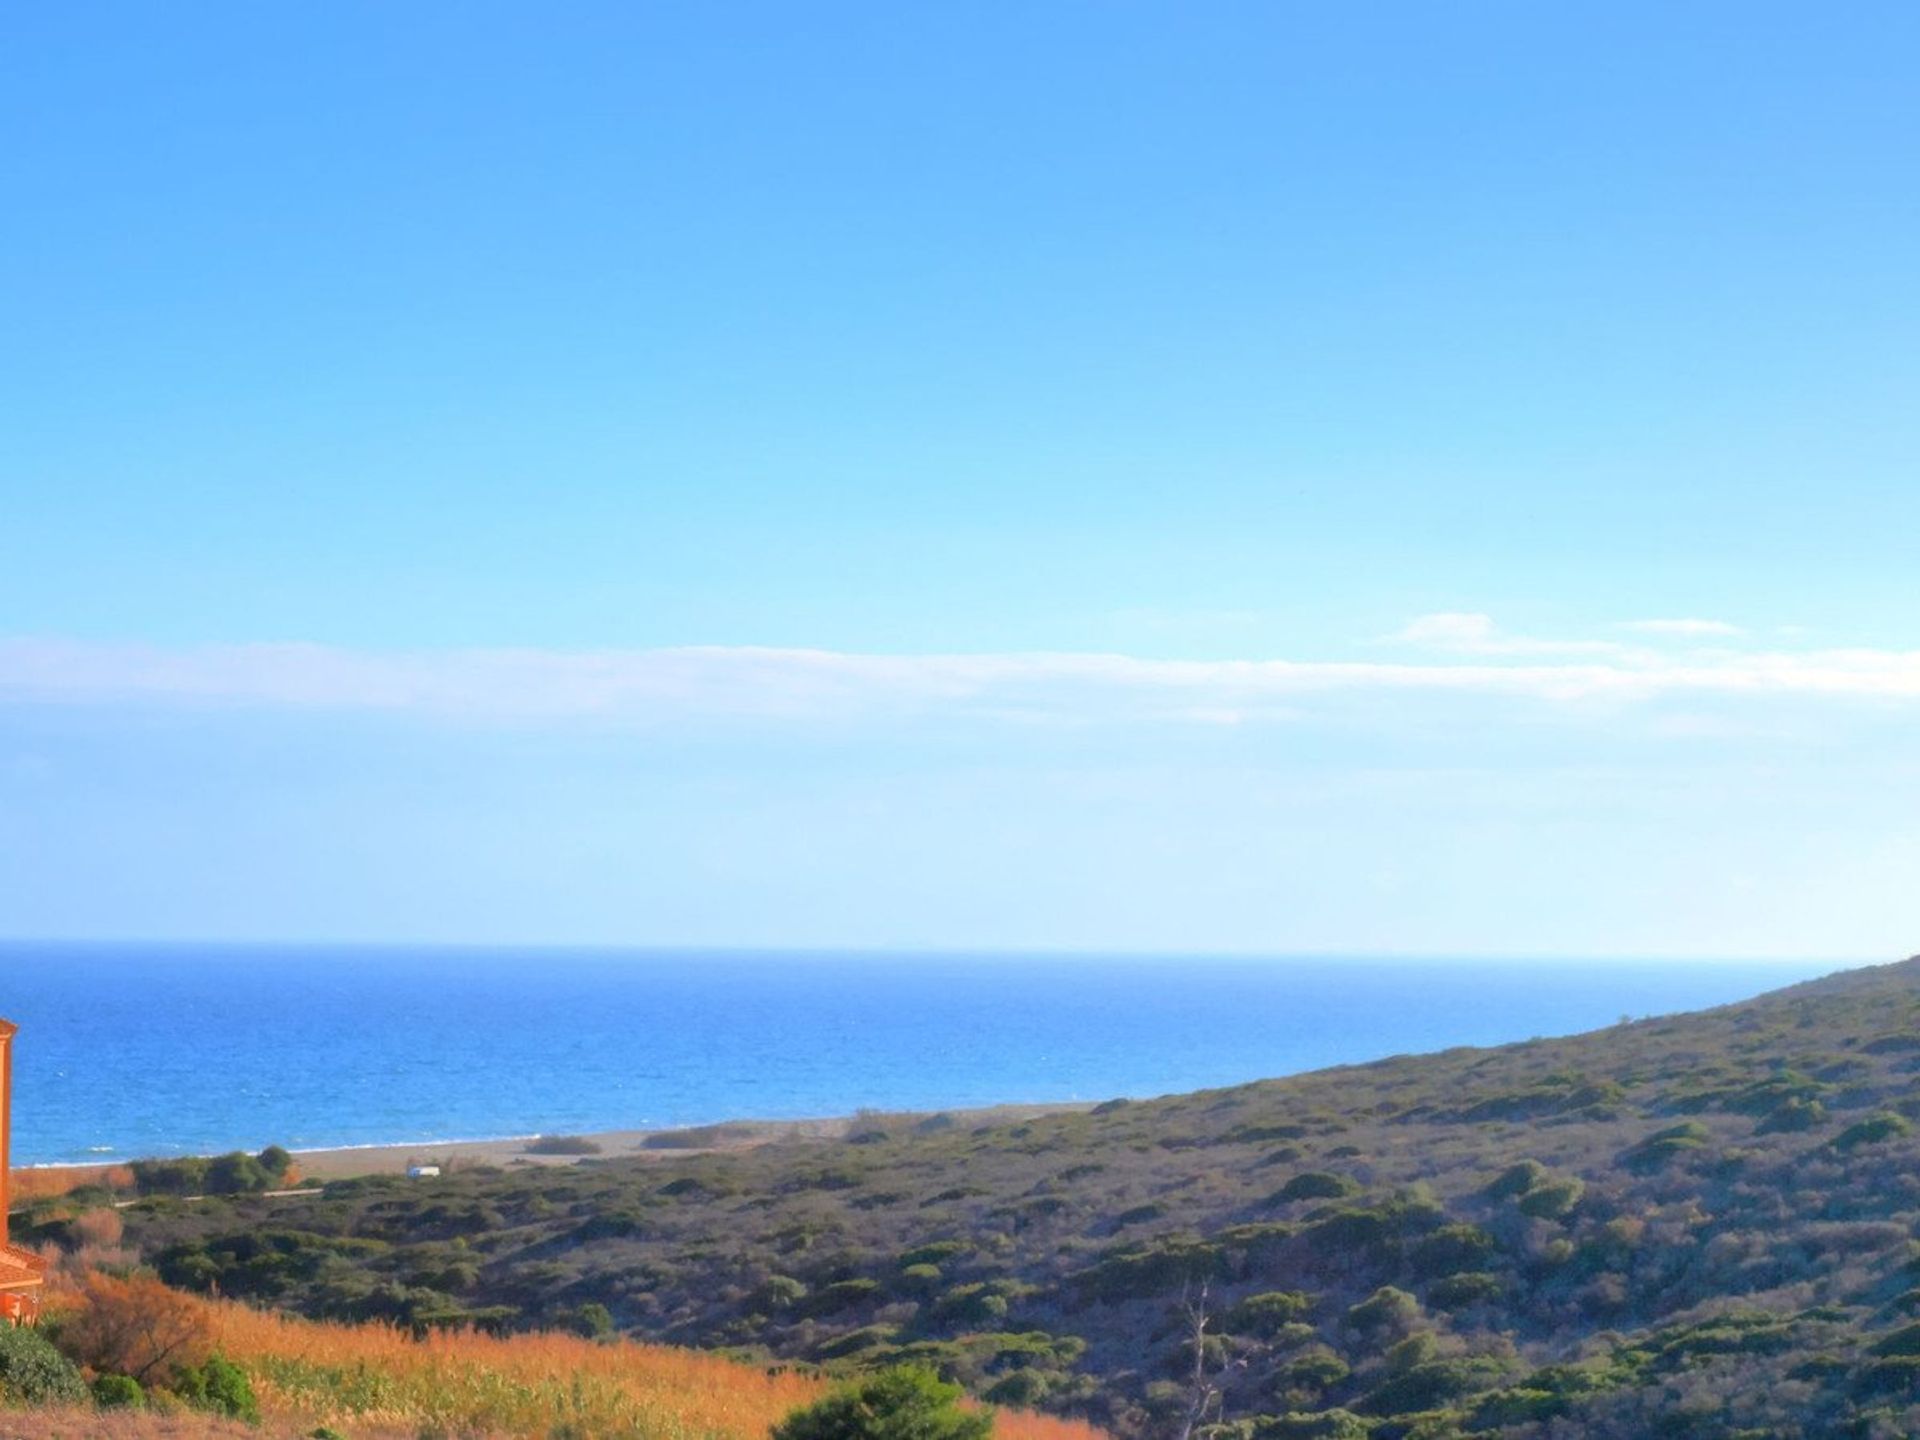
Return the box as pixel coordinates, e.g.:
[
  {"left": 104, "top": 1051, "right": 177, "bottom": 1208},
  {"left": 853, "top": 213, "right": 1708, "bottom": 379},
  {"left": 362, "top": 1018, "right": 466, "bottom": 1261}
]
[{"left": 4, "top": 3, "right": 1918, "bottom": 956}]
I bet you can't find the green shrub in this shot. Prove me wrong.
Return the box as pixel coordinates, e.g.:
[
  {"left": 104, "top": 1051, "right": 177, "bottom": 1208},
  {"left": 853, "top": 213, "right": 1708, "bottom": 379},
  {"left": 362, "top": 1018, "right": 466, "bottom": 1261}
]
[
  {"left": 1276, "top": 1348, "right": 1351, "bottom": 1391},
  {"left": 773, "top": 1366, "right": 992, "bottom": 1440},
  {"left": 799, "top": 1278, "right": 882, "bottom": 1317},
  {"left": 1274, "top": 1172, "right": 1359, "bottom": 1203},
  {"left": 1408, "top": 1224, "right": 1494, "bottom": 1278},
  {"left": 755, "top": 1275, "right": 809, "bottom": 1311},
  {"left": 0, "top": 1324, "right": 88, "bottom": 1406},
  {"left": 1346, "top": 1287, "right": 1420, "bottom": 1335},
  {"left": 525, "top": 1135, "right": 604, "bottom": 1155},
  {"left": 1074, "top": 1237, "right": 1224, "bottom": 1302},
  {"left": 1468, "top": 1389, "right": 1564, "bottom": 1427},
  {"left": 92, "top": 1373, "right": 145, "bottom": 1408},
  {"left": 131, "top": 1156, "right": 211, "bottom": 1196},
  {"left": 983, "top": 1368, "right": 1056, "bottom": 1404},
  {"left": 1854, "top": 1356, "right": 1920, "bottom": 1396},
  {"left": 1366, "top": 1357, "right": 1509, "bottom": 1414},
  {"left": 814, "top": 1325, "right": 900, "bottom": 1360},
  {"left": 1623, "top": 1123, "right": 1710, "bottom": 1171},
  {"left": 175, "top": 1354, "right": 260, "bottom": 1421},
  {"left": 1252, "top": 1408, "right": 1372, "bottom": 1439},
  {"left": 1872, "top": 1322, "right": 1920, "bottom": 1357},
  {"left": 569, "top": 1302, "right": 615, "bottom": 1339},
  {"left": 1756, "top": 1097, "right": 1826, "bottom": 1133},
  {"left": 1427, "top": 1273, "right": 1502, "bottom": 1309},
  {"left": 899, "top": 1241, "right": 969, "bottom": 1269},
  {"left": 1517, "top": 1177, "right": 1585, "bottom": 1220},
  {"left": 1226, "top": 1290, "right": 1315, "bottom": 1337},
  {"left": 1485, "top": 1161, "right": 1548, "bottom": 1200},
  {"left": 897, "top": 1262, "right": 943, "bottom": 1293},
  {"left": 1836, "top": 1112, "right": 1913, "bottom": 1150}
]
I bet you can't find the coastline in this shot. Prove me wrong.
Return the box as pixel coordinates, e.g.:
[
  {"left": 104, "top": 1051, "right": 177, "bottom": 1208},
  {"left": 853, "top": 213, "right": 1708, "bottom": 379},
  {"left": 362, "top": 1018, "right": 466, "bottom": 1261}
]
[{"left": 14, "top": 1101, "right": 1092, "bottom": 1187}]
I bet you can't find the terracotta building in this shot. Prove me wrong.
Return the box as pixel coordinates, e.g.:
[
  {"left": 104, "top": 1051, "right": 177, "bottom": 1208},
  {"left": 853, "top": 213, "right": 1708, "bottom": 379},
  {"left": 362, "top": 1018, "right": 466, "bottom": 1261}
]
[{"left": 0, "top": 1017, "right": 48, "bottom": 1325}]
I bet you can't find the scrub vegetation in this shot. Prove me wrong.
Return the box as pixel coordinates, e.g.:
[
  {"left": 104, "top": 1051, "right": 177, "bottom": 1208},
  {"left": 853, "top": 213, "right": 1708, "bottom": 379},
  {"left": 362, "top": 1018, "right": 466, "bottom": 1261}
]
[{"left": 19, "top": 956, "right": 1920, "bottom": 1436}]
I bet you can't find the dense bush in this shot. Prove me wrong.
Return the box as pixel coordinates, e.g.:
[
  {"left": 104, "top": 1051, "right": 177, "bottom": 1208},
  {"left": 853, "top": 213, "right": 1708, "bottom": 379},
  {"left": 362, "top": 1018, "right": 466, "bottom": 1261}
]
[
  {"left": 91, "top": 1372, "right": 145, "bottom": 1408},
  {"left": 773, "top": 1366, "right": 992, "bottom": 1440},
  {"left": 1226, "top": 1291, "right": 1315, "bottom": 1337},
  {"left": 132, "top": 1144, "right": 294, "bottom": 1196},
  {"left": 1835, "top": 1111, "right": 1913, "bottom": 1150},
  {"left": 526, "top": 1135, "right": 605, "bottom": 1155},
  {"left": 1516, "top": 1177, "right": 1584, "bottom": 1220},
  {"left": 59, "top": 1270, "right": 215, "bottom": 1385},
  {"left": 0, "top": 1325, "right": 89, "bottom": 1406},
  {"left": 1345, "top": 1286, "right": 1419, "bottom": 1336},
  {"left": 1273, "top": 1173, "right": 1358, "bottom": 1203}
]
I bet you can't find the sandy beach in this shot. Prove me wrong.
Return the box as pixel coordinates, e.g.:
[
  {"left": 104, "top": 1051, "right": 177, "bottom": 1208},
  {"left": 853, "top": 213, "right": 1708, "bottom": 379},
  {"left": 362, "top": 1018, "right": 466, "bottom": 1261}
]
[{"left": 18, "top": 1102, "right": 1090, "bottom": 1191}]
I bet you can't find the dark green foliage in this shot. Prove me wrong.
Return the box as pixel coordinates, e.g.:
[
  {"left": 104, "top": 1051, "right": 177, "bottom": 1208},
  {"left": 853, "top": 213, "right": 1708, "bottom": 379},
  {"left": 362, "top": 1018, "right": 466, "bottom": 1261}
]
[
  {"left": 175, "top": 1354, "right": 261, "bottom": 1421},
  {"left": 1345, "top": 1287, "right": 1419, "bottom": 1335},
  {"left": 1407, "top": 1224, "right": 1494, "bottom": 1278},
  {"left": 0, "top": 1325, "right": 89, "bottom": 1406},
  {"left": 1365, "top": 1357, "right": 1510, "bottom": 1414},
  {"left": 1275, "top": 1349, "right": 1352, "bottom": 1390},
  {"left": 1853, "top": 1356, "right": 1920, "bottom": 1396},
  {"left": 799, "top": 1278, "right": 883, "bottom": 1316},
  {"left": 130, "top": 1155, "right": 211, "bottom": 1195},
  {"left": 1485, "top": 1161, "right": 1547, "bottom": 1200},
  {"left": 526, "top": 1134, "right": 605, "bottom": 1155},
  {"left": 1425, "top": 1272, "right": 1501, "bottom": 1308},
  {"left": 1515, "top": 1177, "right": 1584, "bottom": 1220},
  {"left": 1273, "top": 1172, "right": 1358, "bottom": 1203},
  {"left": 1621, "top": 1123, "right": 1710, "bottom": 1172},
  {"left": 1075, "top": 1236, "right": 1224, "bottom": 1301},
  {"left": 205, "top": 1151, "right": 274, "bottom": 1194},
  {"left": 1835, "top": 1111, "right": 1913, "bottom": 1150},
  {"left": 1226, "top": 1290, "right": 1315, "bottom": 1337},
  {"left": 92, "top": 1373, "right": 145, "bottom": 1408},
  {"left": 899, "top": 1240, "right": 969, "bottom": 1269},
  {"left": 570, "top": 1301, "right": 616, "bottom": 1338},
  {"left": 1755, "top": 1097, "right": 1825, "bottom": 1133},
  {"left": 773, "top": 1366, "right": 993, "bottom": 1440},
  {"left": 1871, "top": 1322, "right": 1920, "bottom": 1356},
  {"left": 1253, "top": 1407, "right": 1372, "bottom": 1438}
]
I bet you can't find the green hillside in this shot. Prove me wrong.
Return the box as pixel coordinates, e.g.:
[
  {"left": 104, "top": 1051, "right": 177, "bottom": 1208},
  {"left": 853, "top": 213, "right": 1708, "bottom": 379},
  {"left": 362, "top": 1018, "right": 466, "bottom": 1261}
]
[{"left": 62, "top": 956, "right": 1920, "bottom": 1437}]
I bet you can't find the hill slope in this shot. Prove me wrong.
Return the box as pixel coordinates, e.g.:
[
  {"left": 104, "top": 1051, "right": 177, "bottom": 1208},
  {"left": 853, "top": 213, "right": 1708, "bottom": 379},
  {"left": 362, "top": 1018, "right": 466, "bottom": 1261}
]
[{"left": 66, "top": 956, "right": 1920, "bottom": 1436}]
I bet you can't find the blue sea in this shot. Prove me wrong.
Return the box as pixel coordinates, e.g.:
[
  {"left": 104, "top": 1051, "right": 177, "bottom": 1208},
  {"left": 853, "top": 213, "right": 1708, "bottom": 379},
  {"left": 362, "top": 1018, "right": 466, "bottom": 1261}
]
[{"left": 0, "top": 944, "right": 1852, "bottom": 1166}]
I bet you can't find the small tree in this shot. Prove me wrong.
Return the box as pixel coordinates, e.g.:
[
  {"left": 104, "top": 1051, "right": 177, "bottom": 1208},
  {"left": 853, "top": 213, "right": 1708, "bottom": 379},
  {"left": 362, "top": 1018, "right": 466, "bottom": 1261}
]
[
  {"left": 59, "top": 1271, "right": 214, "bottom": 1386},
  {"left": 773, "top": 1366, "right": 992, "bottom": 1440},
  {"left": 205, "top": 1151, "right": 272, "bottom": 1195}
]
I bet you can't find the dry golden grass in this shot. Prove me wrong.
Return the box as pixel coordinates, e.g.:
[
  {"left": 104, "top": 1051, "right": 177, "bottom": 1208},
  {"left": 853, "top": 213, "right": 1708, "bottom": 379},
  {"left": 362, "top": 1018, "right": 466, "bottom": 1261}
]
[
  {"left": 0, "top": 1411, "right": 292, "bottom": 1439},
  {"left": 7, "top": 1164, "right": 135, "bottom": 1203},
  {"left": 29, "top": 1291, "right": 1109, "bottom": 1440},
  {"left": 212, "top": 1299, "right": 821, "bottom": 1439}
]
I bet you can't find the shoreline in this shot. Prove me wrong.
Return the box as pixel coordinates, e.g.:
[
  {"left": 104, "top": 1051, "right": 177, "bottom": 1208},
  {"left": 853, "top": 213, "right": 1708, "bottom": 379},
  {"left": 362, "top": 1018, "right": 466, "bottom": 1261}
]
[{"left": 15, "top": 1101, "right": 1092, "bottom": 1186}]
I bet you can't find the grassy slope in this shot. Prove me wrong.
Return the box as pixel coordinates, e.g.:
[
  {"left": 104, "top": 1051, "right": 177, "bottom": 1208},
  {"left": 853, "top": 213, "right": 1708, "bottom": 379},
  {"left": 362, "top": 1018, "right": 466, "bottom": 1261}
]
[
  {"left": 4, "top": 1293, "right": 1108, "bottom": 1440},
  {"left": 63, "top": 955, "right": 1920, "bottom": 1436}
]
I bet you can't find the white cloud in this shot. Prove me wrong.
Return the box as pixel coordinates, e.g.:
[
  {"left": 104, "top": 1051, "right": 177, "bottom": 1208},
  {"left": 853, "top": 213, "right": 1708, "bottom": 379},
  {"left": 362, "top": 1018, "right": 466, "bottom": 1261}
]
[
  {"left": 1395, "top": 612, "right": 1501, "bottom": 650},
  {"left": 1620, "top": 618, "right": 1746, "bottom": 638},
  {"left": 6, "top": 624, "right": 1920, "bottom": 728},
  {"left": 1391, "top": 612, "right": 1631, "bottom": 658}
]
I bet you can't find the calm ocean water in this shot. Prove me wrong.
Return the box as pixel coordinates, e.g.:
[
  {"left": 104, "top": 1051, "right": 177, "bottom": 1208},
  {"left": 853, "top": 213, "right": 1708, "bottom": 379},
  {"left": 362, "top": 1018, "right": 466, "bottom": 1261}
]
[{"left": 0, "top": 944, "right": 1849, "bottom": 1165}]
